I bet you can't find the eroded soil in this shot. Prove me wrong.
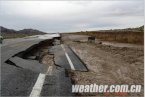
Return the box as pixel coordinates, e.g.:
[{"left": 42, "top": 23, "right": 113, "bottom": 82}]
[{"left": 62, "top": 34, "right": 144, "bottom": 96}]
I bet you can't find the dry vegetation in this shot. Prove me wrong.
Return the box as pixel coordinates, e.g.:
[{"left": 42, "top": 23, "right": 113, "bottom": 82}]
[{"left": 71, "top": 26, "right": 144, "bottom": 45}]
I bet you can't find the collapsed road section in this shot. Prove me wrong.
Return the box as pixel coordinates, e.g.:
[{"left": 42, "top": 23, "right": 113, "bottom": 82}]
[
  {"left": 1, "top": 34, "right": 58, "bottom": 96},
  {"left": 1, "top": 34, "right": 88, "bottom": 96}
]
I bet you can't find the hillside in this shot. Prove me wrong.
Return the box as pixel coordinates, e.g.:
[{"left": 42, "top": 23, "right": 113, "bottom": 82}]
[
  {"left": 0, "top": 26, "right": 46, "bottom": 39},
  {"left": 18, "top": 29, "right": 46, "bottom": 35}
]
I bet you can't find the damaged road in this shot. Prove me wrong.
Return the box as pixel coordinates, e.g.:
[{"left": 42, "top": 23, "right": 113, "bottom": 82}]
[
  {"left": 1, "top": 34, "right": 88, "bottom": 96},
  {"left": 50, "top": 44, "right": 88, "bottom": 71},
  {"left": 61, "top": 34, "right": 144, "bottom": 96},
  {"left": 1, "top": 38, "right": 46, "bottom": 96}
]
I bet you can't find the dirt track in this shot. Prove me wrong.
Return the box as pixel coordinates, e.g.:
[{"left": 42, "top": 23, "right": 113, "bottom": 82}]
[{"left": 62, "top": 34, "right": 144, "bottom": 96}]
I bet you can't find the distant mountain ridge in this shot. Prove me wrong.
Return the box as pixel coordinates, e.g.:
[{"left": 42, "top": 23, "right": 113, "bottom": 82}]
[
  {"left": 18, "top": 29, "right": 46, "bottom": 35},
  {"left": 1, "top": 26, "right": 17, "bottom": 33},
  {"left": 1, "top": 26, "right": 46, "bottom": 34},
  {"left": 0, "top": 26, "right": 46, "bottom": 39}
]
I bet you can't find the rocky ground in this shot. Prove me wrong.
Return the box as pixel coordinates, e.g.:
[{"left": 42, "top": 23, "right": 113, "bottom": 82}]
[{"left": 61, "top": 34, "right": 144, "bottom": 96}]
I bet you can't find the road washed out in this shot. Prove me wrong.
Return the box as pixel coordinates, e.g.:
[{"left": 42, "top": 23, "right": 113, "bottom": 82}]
[{"left": 1, "top": 33, "right": 88, "bottom": 96}]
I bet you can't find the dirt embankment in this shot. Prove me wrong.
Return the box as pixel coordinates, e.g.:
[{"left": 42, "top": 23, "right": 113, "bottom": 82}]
[
  {"left": 62, "top": 34, "right": 144, "bottom": 96},
  {"left": 71, "top": 31, "right": 144, "bottom": 45}
]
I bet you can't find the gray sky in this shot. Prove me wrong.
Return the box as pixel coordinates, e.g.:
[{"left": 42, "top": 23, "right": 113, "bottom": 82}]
[{"left": 0, "top": 0, "right": 144, "bottom": 33}]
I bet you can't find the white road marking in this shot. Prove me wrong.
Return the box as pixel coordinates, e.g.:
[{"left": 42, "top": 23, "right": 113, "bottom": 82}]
[
  {"left": 46, "top": 66, "right": 53, "bottom": 75},
  {"left": 29, "top": 66, "right": 52, "bottom": 97},
  {"left": 30, "top": 44, "right": 75, "bottom": 97},
  {"left": 61, "top": 44, "right": 75, "bottom": 70},
  {"left": 29, "top": 73, "right": 46, "bottom": 97}
]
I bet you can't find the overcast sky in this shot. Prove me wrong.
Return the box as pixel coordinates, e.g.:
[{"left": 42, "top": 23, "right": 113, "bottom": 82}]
[{"left": 0, "top": 0, "right": 144, "bottom": 33}]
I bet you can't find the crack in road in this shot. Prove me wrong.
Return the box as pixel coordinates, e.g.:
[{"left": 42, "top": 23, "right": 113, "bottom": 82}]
[{"left": 2, "top": 36, "right": 88, "bottom": 96}]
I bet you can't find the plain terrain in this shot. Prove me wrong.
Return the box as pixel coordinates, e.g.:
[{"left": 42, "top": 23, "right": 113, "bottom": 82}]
[
  {"left": 62, "top": 34, "right": 144, "bottom": 96},
  {"left": 69, "top": 26, "right": 144, "bottom": 44}
]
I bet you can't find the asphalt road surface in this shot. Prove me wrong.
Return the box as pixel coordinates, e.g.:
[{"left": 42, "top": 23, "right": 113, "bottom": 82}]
[
  {"left": 1, "top": 37, "right": 46, "bottom": 96},
  {"left": 1, "top": 34, "right": 87, "bottom": 96},
  {"left": 50, "top": 44, "right": 88, "bottom": 71}
]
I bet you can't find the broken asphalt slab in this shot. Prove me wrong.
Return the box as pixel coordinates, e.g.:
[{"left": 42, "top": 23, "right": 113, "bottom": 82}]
[
  {"left": 1, "top": 63, "right": 39, "bottom": 96},
  {"left": 49, "top": 44, "right": 88, "bottom": 71},
  {"left": 9, "top": 57, "right": 48, "bottom": 73},
  {"left": 1, "top": 39, "right": 44, "bottom": 64}
]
